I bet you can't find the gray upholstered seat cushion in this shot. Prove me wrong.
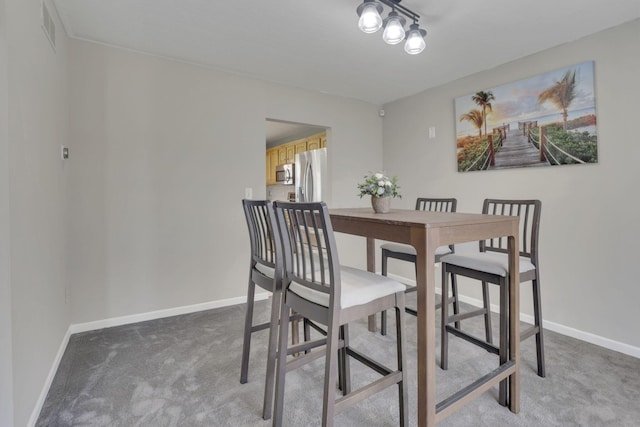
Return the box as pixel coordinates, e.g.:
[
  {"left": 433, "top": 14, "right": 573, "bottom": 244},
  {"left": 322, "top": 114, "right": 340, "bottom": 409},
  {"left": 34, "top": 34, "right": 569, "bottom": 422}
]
[
  {"left": 255, "top": 262, "right": 275, "bottom": 279},
  {"left": 380, "top": 242, "right": 452, "bottom": 257},
  {"left": 289, "top": 266, "right": 405, "bottom": 309},
  {"left": 440, "top": 252, "right": 535, "bottom": 277}
]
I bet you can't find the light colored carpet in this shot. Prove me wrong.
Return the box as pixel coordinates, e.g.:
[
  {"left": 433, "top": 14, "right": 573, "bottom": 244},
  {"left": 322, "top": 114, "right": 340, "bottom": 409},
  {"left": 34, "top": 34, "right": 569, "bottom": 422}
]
[{"left": 37, "top": 294, "right": 640, "bottom": 426}]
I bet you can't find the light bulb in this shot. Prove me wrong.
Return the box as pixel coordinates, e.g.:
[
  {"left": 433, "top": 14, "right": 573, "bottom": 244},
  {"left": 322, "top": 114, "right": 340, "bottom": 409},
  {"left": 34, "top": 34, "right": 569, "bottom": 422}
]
[
  {"left": 358, "top": 2, "right": 383, "bottom": 34},
  {"left": 382, "top": 12, "right": 406, "bottom": 45},
  {"left": 404, "top": 23, "right": 426, "bottom": 54}
]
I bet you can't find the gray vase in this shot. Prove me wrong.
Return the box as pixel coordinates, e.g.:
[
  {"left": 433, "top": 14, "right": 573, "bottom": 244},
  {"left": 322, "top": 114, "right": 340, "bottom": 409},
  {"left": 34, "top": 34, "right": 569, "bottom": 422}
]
[{"left": 371, "top": 196, "right": 391, "bottom": 213}]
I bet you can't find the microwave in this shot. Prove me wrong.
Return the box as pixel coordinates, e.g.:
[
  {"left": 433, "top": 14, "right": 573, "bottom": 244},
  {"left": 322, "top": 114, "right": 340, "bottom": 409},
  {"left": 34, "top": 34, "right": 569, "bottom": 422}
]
[{"left": 275, "top": 163, "right": 294, "bottom": 185}]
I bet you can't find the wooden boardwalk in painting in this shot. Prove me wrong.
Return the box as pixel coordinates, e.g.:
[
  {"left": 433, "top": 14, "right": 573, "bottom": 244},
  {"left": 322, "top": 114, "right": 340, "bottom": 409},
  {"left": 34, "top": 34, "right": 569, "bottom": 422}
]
[{"left": 490, "top": 129, "right": 549, "bottom": 169}]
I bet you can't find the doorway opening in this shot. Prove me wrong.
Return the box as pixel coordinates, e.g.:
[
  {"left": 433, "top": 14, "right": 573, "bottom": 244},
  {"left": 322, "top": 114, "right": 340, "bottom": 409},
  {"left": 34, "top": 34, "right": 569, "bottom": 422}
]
[{"left": 265, "top": 119, "right": 329, "bottom": 202}]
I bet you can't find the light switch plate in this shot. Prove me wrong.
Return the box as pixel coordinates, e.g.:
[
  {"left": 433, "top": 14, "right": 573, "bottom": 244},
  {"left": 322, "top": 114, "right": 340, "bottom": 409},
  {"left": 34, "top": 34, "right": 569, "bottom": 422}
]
[
  {"left": 428, "top": 127, "right": 436, "bottom": 139},
  {"left": 245, "top": 187, "right": 253, "bottom": 199}
]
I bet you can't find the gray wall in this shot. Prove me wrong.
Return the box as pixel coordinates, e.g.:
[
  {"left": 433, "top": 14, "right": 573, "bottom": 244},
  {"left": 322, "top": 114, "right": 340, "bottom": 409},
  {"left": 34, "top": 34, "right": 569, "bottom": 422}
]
[
  {"left": 381, "top": 20, "right": 640, "bottom": 350},
  {"left": 67, "top": 40, "right": 380, "bottom": 323},
  {"left": 5, "top": 0, "right": 71, "bottom": 425},
  {"left": 0, "top": 0, "right": 14, "bottom": 425}
]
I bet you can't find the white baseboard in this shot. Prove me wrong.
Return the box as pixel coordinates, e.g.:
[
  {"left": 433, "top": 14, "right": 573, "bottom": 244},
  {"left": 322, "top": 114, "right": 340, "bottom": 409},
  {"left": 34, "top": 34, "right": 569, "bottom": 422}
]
[
  {"left": 27, "top": 327, "right": 72, "bottom": 427},
  {"left": 69, "top": 292, "right": 270, "bottom": 334},
  {"left": 387, "top": 272, "right": 640, "bottom": 359},
  {"left": 30, "top": 292, "right": 269, "bottom": 426},
  {"left": 455, "top": 292, "right": 640, "bottom": 359}
]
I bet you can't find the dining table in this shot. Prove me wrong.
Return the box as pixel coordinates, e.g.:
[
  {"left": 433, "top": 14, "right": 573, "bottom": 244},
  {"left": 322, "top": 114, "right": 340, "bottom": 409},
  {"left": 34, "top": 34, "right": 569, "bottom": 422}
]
[{"left": 328, "top": 207, "right": 521, "bottom": 426}]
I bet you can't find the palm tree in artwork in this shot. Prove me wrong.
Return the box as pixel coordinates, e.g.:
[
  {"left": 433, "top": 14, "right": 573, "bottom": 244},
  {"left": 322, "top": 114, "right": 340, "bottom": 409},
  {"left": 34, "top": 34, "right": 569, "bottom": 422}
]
[
  {"left": 472, "top": 91, "right": 495, "bottom": 137},
  {"left": 460, "top": 109, "right": 484, "bottom": 137},
  {"left": 538, "top": 69, "right": 576, "bottom": 130}
]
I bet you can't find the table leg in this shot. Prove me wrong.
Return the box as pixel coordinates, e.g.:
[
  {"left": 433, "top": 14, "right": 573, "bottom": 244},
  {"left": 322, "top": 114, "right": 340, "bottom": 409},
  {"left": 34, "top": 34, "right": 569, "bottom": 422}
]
[
  {"left": 366, "top": 237, "right": 377, "bottom": 332},
  {"left": 413, "top": 228, "right": 436, "bottom": 426}
]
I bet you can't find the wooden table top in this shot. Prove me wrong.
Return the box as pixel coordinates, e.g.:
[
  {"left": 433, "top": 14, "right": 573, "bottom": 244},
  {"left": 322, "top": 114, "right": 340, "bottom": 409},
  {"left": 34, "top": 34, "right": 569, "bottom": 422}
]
[
  {"left": 329, "top": 208, "right": 517, "bottom": 245},
  {"left": 329, "top": 207, "right": 514, "bottom": 227}
]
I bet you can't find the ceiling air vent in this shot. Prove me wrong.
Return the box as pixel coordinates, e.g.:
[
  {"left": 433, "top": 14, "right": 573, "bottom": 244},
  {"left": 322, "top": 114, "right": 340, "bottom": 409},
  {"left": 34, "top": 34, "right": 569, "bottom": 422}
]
[{"left": 41, "top": 1, "right": 56, "bottom": 51}]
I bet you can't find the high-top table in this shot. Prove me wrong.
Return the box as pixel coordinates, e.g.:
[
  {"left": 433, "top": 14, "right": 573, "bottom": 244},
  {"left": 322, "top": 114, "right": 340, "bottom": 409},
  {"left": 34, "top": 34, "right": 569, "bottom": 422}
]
[{"left": 328, "top": 208, "right": 520, "bottom": 426}]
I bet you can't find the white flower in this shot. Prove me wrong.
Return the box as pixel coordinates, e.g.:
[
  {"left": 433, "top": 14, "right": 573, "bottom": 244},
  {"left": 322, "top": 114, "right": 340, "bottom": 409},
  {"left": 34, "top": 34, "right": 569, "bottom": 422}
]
[{"left": 357, "top": 172, "right": 400, "bottom": 199}]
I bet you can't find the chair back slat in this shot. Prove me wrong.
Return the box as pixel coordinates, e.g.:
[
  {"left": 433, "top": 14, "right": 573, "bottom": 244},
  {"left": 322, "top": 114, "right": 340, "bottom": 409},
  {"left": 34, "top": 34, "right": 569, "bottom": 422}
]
[
  {"left": 480, "top": 199, "right": 541, "bottom": 264},
  {"left": 416, "top": 197, "right": 457, "bottom": 213},
  {"left": 242, "top": 200, "right": 276, "bottom": 269},
  {"left": 273, "top": 201, "right": 340, "bottom": 300}
]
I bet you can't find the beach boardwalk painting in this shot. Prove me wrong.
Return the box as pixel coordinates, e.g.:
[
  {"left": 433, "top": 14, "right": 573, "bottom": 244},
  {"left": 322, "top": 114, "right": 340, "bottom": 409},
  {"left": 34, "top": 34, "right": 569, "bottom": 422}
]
[{"left": 455, "top": 61, "right": 598, "bottom": 172}]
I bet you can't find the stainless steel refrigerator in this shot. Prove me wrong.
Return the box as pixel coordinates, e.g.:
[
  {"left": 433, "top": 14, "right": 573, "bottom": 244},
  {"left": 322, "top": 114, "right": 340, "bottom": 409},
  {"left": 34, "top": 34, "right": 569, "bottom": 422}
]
[{"left": 295, "top": 148, "right": 327, "bottom": 202}]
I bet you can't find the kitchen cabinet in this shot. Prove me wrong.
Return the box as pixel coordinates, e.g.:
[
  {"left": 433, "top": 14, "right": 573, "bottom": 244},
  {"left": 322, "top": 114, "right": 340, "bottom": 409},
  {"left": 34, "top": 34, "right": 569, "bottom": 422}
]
[
  {"left": 266, "top": 153, "right": 271, "bottom": 185},
  {"left": 306, "top": 134, "right": 321, "bottom": 151},
  {"left": 294, "top": 140, "right": 307, "bottom": 155},
  {"left": 286, "top": 145, "right": 295, "bottom": 162},
  {"left": 306, "top": 131, "right": 326, "bottom": 150},
  {"left": 266, "top": 147, "right": 279, "bottom": 185},
  {"left": 277, "top": 145, "right": 287, "bottom": 165},
  {"left": 277, "top": 144, "right": 295, "bottom": 164}
]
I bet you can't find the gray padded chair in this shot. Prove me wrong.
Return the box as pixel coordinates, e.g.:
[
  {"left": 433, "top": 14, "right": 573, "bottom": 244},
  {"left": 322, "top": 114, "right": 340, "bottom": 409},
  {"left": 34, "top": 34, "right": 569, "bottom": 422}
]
[
  {"left": 380, "top": 197, "right": 460, "bottom": 335},
  {"left": 272, "top": 201, "right": 408, "bottom": 427},
  {"left": 440, "top": 199, "right": 545, "bottom": 405},
  {"left": 240, "top": 199, "right": 304, "bottom": 420}
]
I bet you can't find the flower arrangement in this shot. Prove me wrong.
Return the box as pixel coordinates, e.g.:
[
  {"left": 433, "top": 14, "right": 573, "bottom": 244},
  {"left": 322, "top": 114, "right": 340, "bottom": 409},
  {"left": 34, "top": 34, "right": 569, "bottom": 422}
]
[{"left": 357, "top": 172, "right": 401, "bottom": 199}]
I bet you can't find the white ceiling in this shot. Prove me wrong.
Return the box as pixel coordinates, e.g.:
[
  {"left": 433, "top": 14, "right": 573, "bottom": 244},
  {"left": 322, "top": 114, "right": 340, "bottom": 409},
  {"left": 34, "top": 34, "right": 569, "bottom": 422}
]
[
  {"left": 265, "top": 120, "right": 326, "bottom": 146},
  {"left": 53, "top": 0, "right": 640, "bottom": 105}
]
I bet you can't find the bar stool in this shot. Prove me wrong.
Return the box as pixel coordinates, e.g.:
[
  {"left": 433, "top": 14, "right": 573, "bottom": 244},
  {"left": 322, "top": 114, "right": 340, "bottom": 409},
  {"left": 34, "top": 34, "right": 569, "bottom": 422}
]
[
  {"left": 380, "top": 197, "right": 460, "bottom": 335},
  {"left": 240, "top": 199, "right": 303, "bottom": 420},
  {"left": 440, "top": 199, "right": 545, "bottom": 405},
  {"left": 272, "top": 201, "right": 409, "bottom": 427}
]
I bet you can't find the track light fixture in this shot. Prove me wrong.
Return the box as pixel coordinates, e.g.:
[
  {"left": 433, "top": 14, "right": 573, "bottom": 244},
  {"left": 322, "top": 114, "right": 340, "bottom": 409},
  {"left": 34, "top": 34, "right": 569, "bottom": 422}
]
[
  {"left": 357, "top": 0, "right": 383, "bottom": 33},
  {"left": 404, "top": 22, "right": 427, "bottom": 54},
  {"left": 382, "top": 10, "right": 406, "bottom": 45},
  {"left": 356, "top": 0, "right": 427, "bottom": 54}
]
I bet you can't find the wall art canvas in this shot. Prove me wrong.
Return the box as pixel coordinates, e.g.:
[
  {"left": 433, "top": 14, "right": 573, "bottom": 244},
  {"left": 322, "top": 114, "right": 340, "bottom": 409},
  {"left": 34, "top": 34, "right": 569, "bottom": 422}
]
[{"left": 455, "top": 61, "right": 597, "bottom": 172}]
